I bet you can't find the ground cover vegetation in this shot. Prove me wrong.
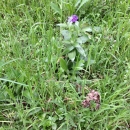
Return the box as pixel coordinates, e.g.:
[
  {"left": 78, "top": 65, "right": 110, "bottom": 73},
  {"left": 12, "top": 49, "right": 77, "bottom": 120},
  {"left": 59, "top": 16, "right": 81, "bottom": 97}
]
[{"left": 0, "top": 0, "right": 130, "bottom": 129}]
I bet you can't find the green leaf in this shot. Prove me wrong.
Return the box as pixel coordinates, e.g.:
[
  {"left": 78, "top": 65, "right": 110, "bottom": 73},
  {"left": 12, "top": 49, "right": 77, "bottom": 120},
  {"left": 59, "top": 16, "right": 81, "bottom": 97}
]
[
  {"left": 90, "top": 60, "right": 95, "bottom": 65},
  {"left": 68, "top": 50, "right": 76, "bottom": 62},
  {"left": 23, "top": 90, "right": 31, "bottom": 99},
  {"left": 82, "top": 27, "right": 93, "bottom": 32},
  {"left": 60, "top": 58, "right": 68, "bottom": 72},
  {"left": 75, "top": 44, "right": 86, "bottom": 58},
  {"left": 0, "top": 78, "right": 28, "bottom": 87},
  {"left": 93, "top": 26, "right": 101, "bottom": 32},
  {"left": 61, "top": 30, "right": 71, "bottom": 40},
  {"left": 27, "top": 107, "right": 42, "bottom": 117},
  {"left": 0, "top": 58, "right": 20, "bottom": 68},
  {"left": 76, "top": 46, "right": 86, "bottom": 57},
  {"left": 52, "top": 123, "right": 57, "bottom": 130},
  {"left": 73, "top": 60, "right": 84, "bottom": 71},
  {"left": 77, "top": 36, "right": 89, "bottom": 44},
  {"left": 82, "top": 26, "right": 101, "bottom": 33},
  {"left": 76, "top": 0, "right": 90, "bottom": 12},
  {"left": 57, "top": 23, "right": 67, "bottom": 27},
  {"left": 0, "top": 127, "right": 5, "bottom": 130},
  {"left": 63, "top": 45, "right": 74, "bottom": 55},
  {"left": 50, "top": 2, "right": 61, "bottom": 15},
  {"left": 75, "top": 0, "right": 81, "bottom": 7}
]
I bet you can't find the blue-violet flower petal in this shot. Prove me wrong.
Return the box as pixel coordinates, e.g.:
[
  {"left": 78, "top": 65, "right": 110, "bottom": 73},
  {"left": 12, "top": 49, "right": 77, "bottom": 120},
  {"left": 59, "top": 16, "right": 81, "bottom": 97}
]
[{"left": 68, "top": 15, "right": 78, "bottom": 23}]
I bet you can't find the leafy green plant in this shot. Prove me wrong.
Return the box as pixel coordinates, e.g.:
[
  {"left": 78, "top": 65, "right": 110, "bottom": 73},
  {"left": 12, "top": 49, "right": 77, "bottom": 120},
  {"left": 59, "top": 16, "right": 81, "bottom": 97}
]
[{"left": 57, "top": 15, "right": 101, "bottom": 74}]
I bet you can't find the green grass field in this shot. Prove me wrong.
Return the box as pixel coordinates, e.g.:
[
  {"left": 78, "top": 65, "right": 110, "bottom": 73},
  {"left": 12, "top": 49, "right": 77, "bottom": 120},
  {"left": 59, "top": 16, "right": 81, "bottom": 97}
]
[{"left": 0, "top": 0, "right": 130, "bottom": 129}]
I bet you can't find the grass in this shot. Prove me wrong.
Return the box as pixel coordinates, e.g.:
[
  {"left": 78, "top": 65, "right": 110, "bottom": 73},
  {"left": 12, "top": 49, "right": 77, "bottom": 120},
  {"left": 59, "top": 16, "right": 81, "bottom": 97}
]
[{"left": 0, "top": 0, "right": 130, "bottom": 129}]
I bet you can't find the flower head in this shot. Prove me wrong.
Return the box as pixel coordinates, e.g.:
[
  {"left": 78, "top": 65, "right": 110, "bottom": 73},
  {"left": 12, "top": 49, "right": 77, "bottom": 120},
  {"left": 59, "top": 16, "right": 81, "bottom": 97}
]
[
  {"left": 82, "top": 90, "right": 100, "bottom": 110},
  {"left": 68, "top": 15, "right": 78, "bottom": 23}
]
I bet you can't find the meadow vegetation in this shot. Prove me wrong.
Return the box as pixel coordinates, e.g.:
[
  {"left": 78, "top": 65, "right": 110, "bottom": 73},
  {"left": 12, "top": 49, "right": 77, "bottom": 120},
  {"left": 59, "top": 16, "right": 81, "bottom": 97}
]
[{"left": 0, "top": 0, "right": 130, "bottom": 129}]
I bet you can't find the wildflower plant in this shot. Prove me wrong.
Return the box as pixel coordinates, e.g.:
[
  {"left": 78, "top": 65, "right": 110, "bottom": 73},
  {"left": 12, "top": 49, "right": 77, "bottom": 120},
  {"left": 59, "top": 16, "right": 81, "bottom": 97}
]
[
  {"left": 57, "top": 15, "right": 100, "bottom": 74},
  {"left": 82, "top": 90, "right": 100, "bottom": 110}
]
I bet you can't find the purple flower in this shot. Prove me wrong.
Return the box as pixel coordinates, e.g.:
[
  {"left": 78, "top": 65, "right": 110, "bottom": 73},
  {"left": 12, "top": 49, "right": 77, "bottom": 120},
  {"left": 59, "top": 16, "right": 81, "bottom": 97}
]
[
  {"left": 82, "top": 99, "right": 90, "bottom": 107},
  {"left": 82, "top": 90, "right": 100, "bottom": 110},
  {"left": 68, "top": 15, "right": 78, "bottom": 23}
]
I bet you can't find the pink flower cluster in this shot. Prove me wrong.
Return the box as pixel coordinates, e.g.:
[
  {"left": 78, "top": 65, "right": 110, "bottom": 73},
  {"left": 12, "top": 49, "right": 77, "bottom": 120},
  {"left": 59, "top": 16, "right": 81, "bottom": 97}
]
[{"left": 82, "top": 90, "right": 100, "bottom": 110}]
